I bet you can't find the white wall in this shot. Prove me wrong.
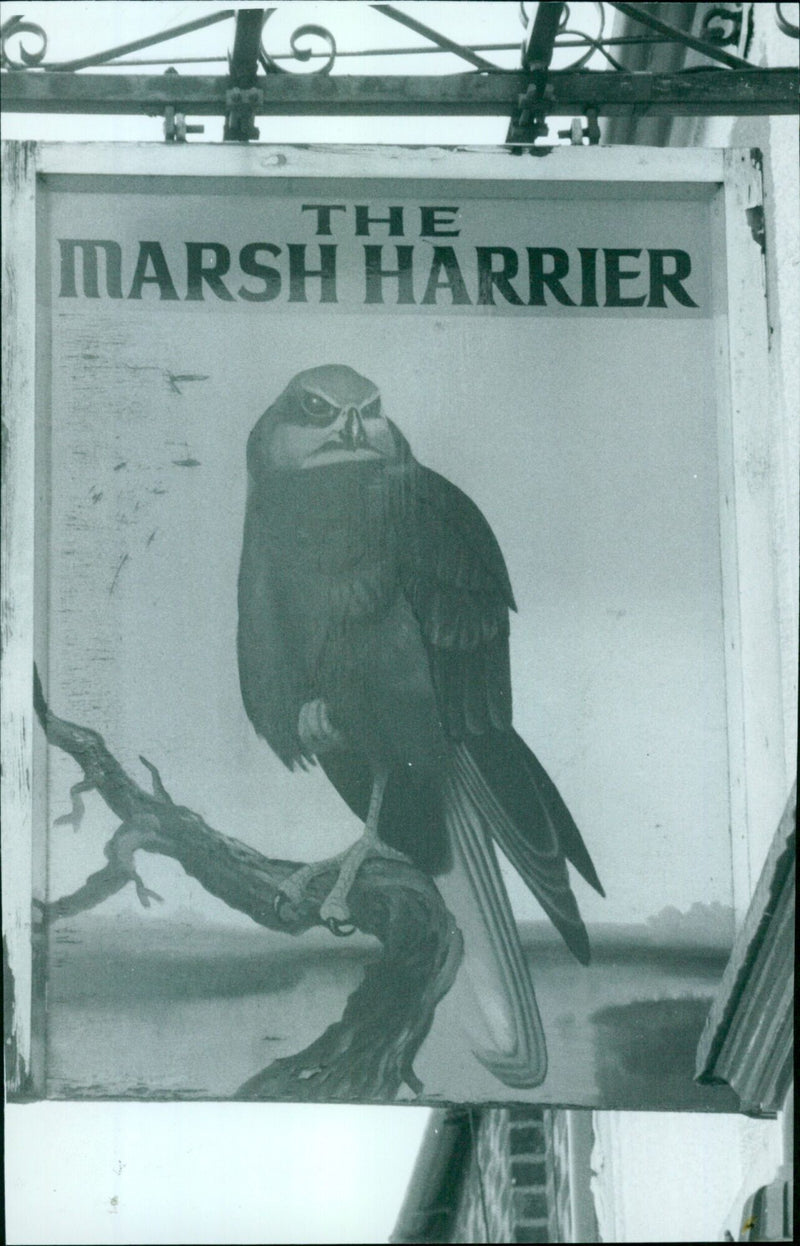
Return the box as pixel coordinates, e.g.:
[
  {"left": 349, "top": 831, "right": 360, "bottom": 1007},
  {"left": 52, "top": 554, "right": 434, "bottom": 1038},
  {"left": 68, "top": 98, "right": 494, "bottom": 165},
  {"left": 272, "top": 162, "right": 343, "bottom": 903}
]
[{"left": 591, "top": 5, "right": 797, "bottom": 1240}]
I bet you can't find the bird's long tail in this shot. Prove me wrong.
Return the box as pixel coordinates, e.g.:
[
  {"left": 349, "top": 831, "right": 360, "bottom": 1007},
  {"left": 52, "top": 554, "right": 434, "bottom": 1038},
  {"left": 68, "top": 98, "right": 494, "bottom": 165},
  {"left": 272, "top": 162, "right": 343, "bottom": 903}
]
[
  {"left": 437, "top": 735, "right": 604, "bottom": 1089},
  {"left": 438, "top": 747, "right": 547, "bottom": 1088}
]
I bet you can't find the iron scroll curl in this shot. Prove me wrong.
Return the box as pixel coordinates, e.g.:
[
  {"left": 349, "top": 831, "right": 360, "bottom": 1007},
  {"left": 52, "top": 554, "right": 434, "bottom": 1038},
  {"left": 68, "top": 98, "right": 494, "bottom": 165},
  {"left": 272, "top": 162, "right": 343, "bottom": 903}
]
[
  {"left": 775, "top": 1, "right": 799, "bottom": 39},
  {"left": 259, "top": 9, "right": 337, "bottom": 76},
  {"left": 0, "top": 15, "right": 48, "bottom": 69}
]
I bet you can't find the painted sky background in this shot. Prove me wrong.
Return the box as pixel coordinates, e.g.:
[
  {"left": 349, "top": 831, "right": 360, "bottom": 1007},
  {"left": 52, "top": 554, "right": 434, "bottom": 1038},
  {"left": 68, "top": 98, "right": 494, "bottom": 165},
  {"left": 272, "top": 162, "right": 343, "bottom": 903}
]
[
  {"left": 3, "top": 3, "right": 738, "bottom": 1243},
  {"left": 41, "top": 183, "right": 729, "bottom": 930}
]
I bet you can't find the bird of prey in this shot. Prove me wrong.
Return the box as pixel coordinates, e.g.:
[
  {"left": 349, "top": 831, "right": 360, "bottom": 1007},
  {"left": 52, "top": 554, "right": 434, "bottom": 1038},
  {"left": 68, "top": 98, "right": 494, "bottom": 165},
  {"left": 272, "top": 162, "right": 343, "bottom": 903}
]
[{"left": 238, "top": 364, "right": 604, "bottom": 1087}]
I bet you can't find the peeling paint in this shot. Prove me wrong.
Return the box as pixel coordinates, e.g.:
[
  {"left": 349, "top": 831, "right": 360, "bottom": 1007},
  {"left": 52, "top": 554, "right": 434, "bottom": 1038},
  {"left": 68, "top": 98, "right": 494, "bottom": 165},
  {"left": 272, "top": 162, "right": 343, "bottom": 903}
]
[
  {"left": 746, "top": 204, "right": 766, "bottom": 255},
  {"left": 1, "top": 140, "right": 38, "bottom": 193},
  {"left": 3, "top": 934, "right": 30, "bottom": 1096}
]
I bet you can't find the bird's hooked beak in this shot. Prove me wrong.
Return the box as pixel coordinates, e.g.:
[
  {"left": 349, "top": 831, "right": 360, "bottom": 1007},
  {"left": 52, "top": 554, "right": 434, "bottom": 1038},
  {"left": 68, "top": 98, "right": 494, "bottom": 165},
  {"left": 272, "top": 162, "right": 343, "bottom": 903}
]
[{"left": 337, "top": 406, "right": 368, "bottom": 452}]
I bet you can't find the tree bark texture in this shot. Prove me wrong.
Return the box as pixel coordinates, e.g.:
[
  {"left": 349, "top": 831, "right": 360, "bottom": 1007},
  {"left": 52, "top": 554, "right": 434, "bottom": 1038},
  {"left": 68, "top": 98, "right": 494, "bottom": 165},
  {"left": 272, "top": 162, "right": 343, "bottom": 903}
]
[{"left": 33, "top": 669, "right": 463, "bottom": 1101}]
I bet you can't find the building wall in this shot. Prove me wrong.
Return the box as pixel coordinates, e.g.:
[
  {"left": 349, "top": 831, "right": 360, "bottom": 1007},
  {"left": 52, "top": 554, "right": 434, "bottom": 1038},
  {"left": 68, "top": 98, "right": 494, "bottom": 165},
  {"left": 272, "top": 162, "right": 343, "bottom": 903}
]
[
  {"left": 591, "top": 5, "right": 796, "bottom": 1238},
  {"left": 449, "top": 1108, "right": 550, "bottom": 1243}
]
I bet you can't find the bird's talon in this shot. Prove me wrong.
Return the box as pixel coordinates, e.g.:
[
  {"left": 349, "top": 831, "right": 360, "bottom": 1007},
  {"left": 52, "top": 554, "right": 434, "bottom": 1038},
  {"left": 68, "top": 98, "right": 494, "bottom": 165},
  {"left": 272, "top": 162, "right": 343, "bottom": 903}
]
[
  {"left": 274, "top": 889, "right": 301, "bottom": 925},
  {"left": 325, "top": 916, "right": 356, "bottom": 938},
  {"left": 320, "top": 895, "right": 353, "bottom": 928}
]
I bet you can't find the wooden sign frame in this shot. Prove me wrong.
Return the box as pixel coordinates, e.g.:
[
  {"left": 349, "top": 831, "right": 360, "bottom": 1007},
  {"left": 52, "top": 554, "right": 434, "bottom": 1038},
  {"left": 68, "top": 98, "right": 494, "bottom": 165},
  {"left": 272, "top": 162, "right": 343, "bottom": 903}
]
[{"left": 1, "top": 142, "right": 788, "bottom": 1107}]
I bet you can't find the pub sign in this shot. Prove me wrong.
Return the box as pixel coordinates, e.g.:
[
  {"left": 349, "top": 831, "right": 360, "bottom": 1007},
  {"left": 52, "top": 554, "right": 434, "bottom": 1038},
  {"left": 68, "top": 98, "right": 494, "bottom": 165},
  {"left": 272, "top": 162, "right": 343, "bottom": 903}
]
[{"left": 2, "top": 142, "right": 771, "bottom": 1109}]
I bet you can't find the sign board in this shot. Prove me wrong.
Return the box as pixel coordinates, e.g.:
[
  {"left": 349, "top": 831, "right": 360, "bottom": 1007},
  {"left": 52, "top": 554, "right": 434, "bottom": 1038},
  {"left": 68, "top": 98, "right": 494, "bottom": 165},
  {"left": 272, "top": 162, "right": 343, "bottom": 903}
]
[{"left": 2, "top": 142, "right": 781, "bottom": 1109}]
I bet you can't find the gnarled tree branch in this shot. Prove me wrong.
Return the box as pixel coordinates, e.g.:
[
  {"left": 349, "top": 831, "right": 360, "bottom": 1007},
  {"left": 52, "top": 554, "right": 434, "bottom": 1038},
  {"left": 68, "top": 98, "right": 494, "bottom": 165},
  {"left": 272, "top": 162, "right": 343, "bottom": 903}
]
[{"left": 33, "top": 668, "right": 462, "bottom": 1100}]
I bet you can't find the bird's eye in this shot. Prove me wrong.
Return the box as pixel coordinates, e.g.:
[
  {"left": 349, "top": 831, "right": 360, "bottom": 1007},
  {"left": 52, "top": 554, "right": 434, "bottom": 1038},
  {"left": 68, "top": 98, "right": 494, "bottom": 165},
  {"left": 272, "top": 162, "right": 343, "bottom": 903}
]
[
  {"left": 360, "top": 397, "right": 381, "bottom": 420},
  {"left": 299, "top": 392, "right": 339, "bottom": 424}
]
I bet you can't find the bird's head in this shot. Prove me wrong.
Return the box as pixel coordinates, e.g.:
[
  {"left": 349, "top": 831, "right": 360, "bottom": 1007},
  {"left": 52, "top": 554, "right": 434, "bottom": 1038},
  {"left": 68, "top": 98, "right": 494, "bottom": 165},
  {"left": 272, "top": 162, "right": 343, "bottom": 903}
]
[{"left": 247, "top": 365, "right": 407, "bottom": 478}]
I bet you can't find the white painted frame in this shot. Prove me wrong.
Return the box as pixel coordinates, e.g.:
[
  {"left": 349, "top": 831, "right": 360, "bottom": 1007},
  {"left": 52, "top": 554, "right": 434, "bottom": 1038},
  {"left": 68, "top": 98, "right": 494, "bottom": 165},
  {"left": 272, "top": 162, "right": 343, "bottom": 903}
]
[{"left": 1, "top": 142, "right": 789, "bottom": 1099}]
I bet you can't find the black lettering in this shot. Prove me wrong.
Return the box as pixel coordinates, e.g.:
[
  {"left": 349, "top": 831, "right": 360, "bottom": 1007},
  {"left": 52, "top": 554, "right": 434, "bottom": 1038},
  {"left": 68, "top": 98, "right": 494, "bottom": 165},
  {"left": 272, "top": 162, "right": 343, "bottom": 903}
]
[
  {"left": 578, "top": 247, "right": 599, "bottom": 308},
  {"left": 301, "top": 205, "right": 347, "bottom": 236},
  {"left": 476, "top": 247, "right": 523, "bottom": 306},
  {"left": 604, "top": 249, "right": 646, "bottom": 307},
  {"left": 419, "top": 206, "right": 460, "bottom": 238},
  {"left": 363, "top": 245, "right": 415, "bottom": 304},
  {"left": 185, "top": 243, "right": 234, "bottom": 302},
  {"left": 648, "top": 249, "right": 698, "bottom": 308},
  {"left": 355, "top": 206, "right": 404, "bottom": 237},
  {"left": 420, "top": 247, "right": 471, "bottom": 305},
  {"left": 527, "top": 248, "right": 575, "bottom": 307},
  {"left": 59, "top": 239, "right": 122, "bottom": 299},
  {"left": 288, "top": 244, "right": 337, "bottom": 303},
  {"left": 238, "top": 243, "right": 282, "bottom": 302},
  {"left": 128, "top": 242, "right": 179, "bottom": 301}
]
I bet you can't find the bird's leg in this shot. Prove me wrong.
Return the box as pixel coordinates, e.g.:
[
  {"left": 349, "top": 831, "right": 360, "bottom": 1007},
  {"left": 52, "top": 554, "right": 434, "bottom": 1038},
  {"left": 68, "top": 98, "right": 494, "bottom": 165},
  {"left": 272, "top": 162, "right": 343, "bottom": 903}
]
[
  {"left": 274, "top": 766, "right": 409, "bottom": 936},
  {"left": 274, "top": 698, "right": 353, "bottom": 925},
  {"left": 275, "top": 850, "right": 351, "bottom": 920},
  {"left": 318, "top": 768, "right": 409, "bottom": 933}
]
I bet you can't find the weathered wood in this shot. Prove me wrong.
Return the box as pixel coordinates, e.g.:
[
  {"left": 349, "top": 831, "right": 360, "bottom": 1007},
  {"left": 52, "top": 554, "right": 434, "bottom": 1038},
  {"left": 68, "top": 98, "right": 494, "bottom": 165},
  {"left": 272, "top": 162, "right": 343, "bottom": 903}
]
[
  {"left": 1, "top": 141, "right": 38, "bottom": 1097},
  {"left": 714, "top": 150, "right": 790, "bottom": 910},
  {"left": 32, "top": 670, "right": 463, "bottom": 1102},
  {"left": 28, "top": 139, "right": 728, "bottom": 183},
  {"left": 1, "top": 68, "right": 797, "bottom": 117},
  {"left": 695, "top": 785, "right": 795, "bottom": 1114}
]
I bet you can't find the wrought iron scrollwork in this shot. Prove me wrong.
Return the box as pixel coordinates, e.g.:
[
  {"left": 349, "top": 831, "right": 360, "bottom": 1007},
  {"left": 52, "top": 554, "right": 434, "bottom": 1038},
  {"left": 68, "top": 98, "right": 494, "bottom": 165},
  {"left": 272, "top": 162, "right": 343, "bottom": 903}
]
[
  {"left": 556, "top": 2, "right": 629, "bottom": 71},
  {"left": 775, "top": 1, "right": 799, "bottom": 38},
  {"left": 1, "top": 9, "right": 234, "bottom": 72},
  {"left": 517, "top": 2, "right": 629, "bottom": 73},
  {"left": 0, "top": 14, "right": 48, "bottom": 69},
  {"left": 701, "top": 6, "right": 746, "bottom": 47},
  {"left": 259, "top": 9, "right": 337, "bottom": 75}
]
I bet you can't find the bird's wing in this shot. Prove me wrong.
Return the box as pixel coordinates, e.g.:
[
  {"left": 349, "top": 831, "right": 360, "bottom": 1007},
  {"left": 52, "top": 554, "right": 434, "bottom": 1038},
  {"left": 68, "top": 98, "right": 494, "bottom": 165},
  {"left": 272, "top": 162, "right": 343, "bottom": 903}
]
[
  {"left": 237, "top": 503, "right": 306, "bottom": 768},
  {"left": 400, "top": 465, "right": 603, "bottom": 963},
  {"left": 399, "top": 465, "right": 516, "bottom": 738}
]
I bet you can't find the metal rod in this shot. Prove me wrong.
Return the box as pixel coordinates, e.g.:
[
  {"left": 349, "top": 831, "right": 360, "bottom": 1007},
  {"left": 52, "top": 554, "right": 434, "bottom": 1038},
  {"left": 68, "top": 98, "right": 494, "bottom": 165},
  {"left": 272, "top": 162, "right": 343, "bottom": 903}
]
[
  {"left": 2, "top": 68, "right": 796, "bottom": 117},
  {"left": 42, "top": 9, "right": 236, "bottom": 73},
  {"left": 107, "top": 36, "right": 673, "bottom": 67},
  {"left": 509, "top": 1, "right": 565, "bottom": 141},
  {"left": 228, "top": 8, "right": 265, "bottom": 85},
  {"left": 606, "top": 1, "right": 753, "bottom": 70},
  {"left": 371, "top": 3, "right": 500, "bottom": 72},
  {"left": 225, "top": 8, "right": 265, "bottom": 140},
  {"left": 559, "top": 27, "right": 627, "bottom": 72},
  {"left": 522, "top": 0, "right": 565, "bottom": 69},
  {"left": 94, "top": 35, "right": 672, "bottom": 67}
]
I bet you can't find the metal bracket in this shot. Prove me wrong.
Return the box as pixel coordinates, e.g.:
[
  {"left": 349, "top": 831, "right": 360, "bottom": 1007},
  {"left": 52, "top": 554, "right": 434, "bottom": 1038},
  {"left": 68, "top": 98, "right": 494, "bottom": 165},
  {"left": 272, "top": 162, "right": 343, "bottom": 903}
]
[
  {"left": 223, "top": 9, "right": 265, "bottom": 141},
  {"left": 507, "top": 0, "right": 565, "bottom": 143},
  {"left": 558, "top": 108, "right": 601, "bottom": 145},
  {"left": 161, "top": 68, "right": 204, "bottom": 142},
  {"left": 508, "top": 79, "right": 551, "bottom": 143},
  {"left": 224, "top": 86, "right": 263, "bottom": 141},
  {"left": 163, "top": 106, "right": 205, "bottom": 143}
]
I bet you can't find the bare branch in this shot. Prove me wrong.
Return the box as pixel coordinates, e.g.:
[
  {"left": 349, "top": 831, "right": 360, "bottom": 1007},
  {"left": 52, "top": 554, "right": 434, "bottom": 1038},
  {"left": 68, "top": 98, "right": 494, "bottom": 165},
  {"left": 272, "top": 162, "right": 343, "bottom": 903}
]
[{"left": 33, "top": 666, "right": 462, "bottom": 1099}]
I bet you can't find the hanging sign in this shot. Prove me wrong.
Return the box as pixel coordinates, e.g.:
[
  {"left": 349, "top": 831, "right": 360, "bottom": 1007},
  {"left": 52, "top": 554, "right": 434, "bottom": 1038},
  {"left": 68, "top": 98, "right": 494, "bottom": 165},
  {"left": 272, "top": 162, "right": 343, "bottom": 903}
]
[{"left": 2, "top": 142, "right": 776, "bottom": 1109}]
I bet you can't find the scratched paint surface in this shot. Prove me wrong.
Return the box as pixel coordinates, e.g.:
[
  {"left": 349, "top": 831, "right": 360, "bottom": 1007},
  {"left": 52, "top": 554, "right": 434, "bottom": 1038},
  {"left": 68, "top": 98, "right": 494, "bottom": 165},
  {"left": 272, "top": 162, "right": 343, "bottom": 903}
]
[{"left": 37, "top": 179, "right": 736, "bottom": 1105}]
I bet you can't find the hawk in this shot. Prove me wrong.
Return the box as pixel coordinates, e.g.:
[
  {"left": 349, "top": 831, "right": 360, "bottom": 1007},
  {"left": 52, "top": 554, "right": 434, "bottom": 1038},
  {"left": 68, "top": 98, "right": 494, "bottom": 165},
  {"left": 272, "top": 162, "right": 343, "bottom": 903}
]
[{"left": 238, "top": 364, "right": 603, "bottom": 1087}]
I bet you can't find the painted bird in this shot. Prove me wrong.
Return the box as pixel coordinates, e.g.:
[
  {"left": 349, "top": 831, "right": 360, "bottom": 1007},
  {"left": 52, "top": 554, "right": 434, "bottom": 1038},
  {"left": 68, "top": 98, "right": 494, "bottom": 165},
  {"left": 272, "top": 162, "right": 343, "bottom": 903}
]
[{"left": 237, "top": 364, "right": 604, "bottom": 1087}]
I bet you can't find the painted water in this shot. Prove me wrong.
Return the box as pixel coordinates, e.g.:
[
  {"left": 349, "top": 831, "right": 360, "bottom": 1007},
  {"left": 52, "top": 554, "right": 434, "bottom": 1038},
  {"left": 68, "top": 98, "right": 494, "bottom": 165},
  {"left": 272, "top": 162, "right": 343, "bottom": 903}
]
[{"left": 44, "top": 911, "right": 737, "bottom": 1109}]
